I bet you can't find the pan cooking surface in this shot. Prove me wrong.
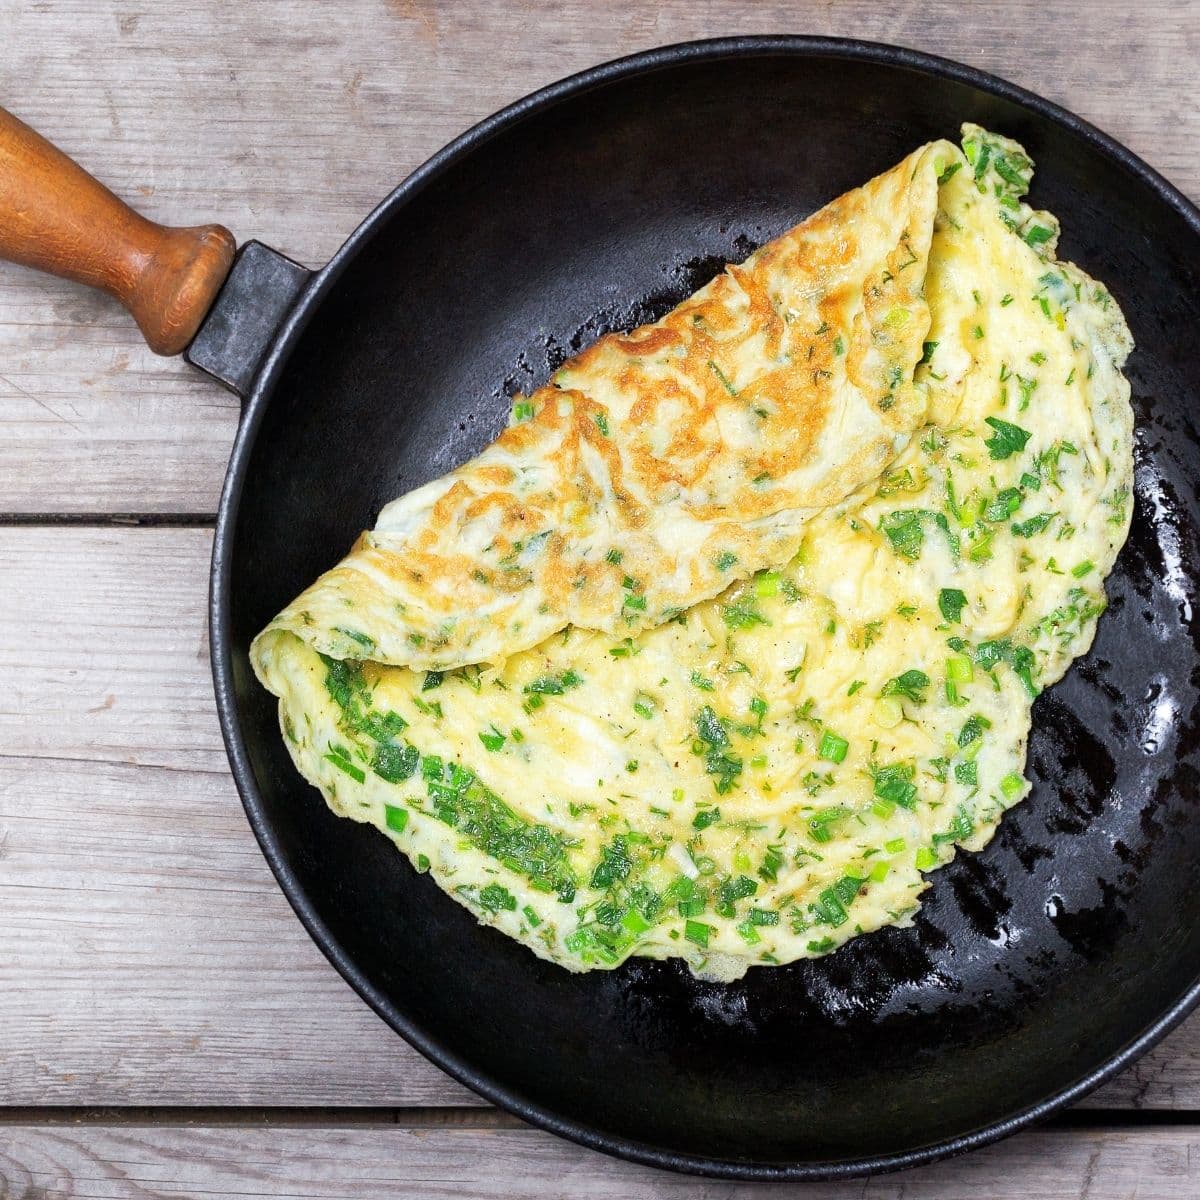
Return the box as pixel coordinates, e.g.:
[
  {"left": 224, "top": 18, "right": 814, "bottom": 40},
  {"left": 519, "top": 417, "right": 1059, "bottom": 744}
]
[{"left": 215, "top": 40, "right": 1200, "bottom": 1177}]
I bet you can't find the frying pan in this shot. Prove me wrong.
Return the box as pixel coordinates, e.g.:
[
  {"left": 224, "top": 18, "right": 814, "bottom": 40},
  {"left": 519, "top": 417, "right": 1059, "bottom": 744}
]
[{"left": 3, "top": 36, "right": 1199, "bottom": 1181}]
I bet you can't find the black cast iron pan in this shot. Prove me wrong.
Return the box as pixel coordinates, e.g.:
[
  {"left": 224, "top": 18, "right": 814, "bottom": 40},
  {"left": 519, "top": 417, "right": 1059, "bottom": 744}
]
[{"left": 3, "top": 37, "right": 1199, "bottom": 1181}]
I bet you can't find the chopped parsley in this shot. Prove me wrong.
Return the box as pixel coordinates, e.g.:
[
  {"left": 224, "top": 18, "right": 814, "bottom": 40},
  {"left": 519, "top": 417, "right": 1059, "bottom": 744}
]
[
  {"left": 939, "top": 587, "right": 967, "bottom": 623},
  {"left": 881, "top": 669, "right": 930, "bottom": 705},
  {"left": 984, "top": 416, "right": 1032, "bottom": 460},
  {"left": 692, "top": 706, "right": 743, "bottom": 794}
]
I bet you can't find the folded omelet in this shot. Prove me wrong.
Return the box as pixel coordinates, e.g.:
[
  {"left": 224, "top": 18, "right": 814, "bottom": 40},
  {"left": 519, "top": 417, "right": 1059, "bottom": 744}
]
[
  {"left": 253, "top": 126, "right": 1134, "bottom": 979},
  {"left": 258, "top": 139, "right": 958, "bottom": 670}
]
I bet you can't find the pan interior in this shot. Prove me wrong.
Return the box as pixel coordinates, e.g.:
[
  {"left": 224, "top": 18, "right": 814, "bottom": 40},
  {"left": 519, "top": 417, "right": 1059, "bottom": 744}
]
[{"left": 223, "top": 47, "right": 1200, "bottom": 1172}]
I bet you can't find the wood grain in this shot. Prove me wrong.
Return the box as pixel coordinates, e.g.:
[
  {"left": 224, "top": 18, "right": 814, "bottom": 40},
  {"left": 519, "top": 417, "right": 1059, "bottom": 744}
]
[
  {"left": 0, "top": 524, "right": 1198, "bottom": 1108},
  {"left": 1, "top": 1122, "right": 1198, "bottom": 1198},
  {"left": 0, "top": 0, "right": 1195, "bottom": 512}
]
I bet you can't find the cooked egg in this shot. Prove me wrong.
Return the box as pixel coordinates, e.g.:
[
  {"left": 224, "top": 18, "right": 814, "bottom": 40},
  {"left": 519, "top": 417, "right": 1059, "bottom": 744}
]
[{"left": 253, "top": 125, "right": 1133, "bottom": 979}]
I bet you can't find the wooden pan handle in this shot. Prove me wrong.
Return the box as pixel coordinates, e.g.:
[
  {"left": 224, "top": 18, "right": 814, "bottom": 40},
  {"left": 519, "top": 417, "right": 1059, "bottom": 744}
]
[{"left": 0, "top": 106, "right": 235, "bottom": 355}]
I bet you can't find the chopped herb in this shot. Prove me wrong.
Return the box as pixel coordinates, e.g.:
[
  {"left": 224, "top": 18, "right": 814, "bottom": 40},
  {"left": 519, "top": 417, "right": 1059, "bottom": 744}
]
[
  {"left": 692, "top": 706, "right": 743, "bottom": 794},
  {"left": 817, "top": 730, "right": 849, "bottom": 763},
  {"left": 524, "top": 669, "right": 584, "bottom": 696},
  {"left": 384, "top": 804, "right": 408, "bottom": 833},
  {"left": 984, "top": 416, "right": 1032, "bottom": 460},
  {"left": 881, "top": 669, "right": 930, "bottom": 705},
  {"left": 594, "top": 411, "right": 610, "bottom": 436},
  {"left": 881, "top": 510, "right": 925, "bottom": 559},
  {"left": 1071, "top": 560, "right": 1095, "bottom": 578},
  {"left": 873, "top": 763, "right": 918, "bottom": 810},
  {"left": 809, "top": 807, "right": 850, "bottom": 843},
  {"left": 1024, "top": 224, "right": 1054, "bottom": 248},
  {"left": 722, "top": 596, "right": 770, "bottom": 630},
  {"left": 984, "top": 487, "right": 1023, "bottom": 522},
  {"left": 758, "top": 845, "right": 785, "bottom": 883},
  {"left": 714, "top": 874, "right": 758, "bottom": 918},
  {"left": 946, "top": 654, "right": 974, "bottom": 683},
  {"left": 605, "top": 547, "right": 623, "bottom": 564},
  {"left": 478, "top": 726, "right": 507, "bottom": 752},
  {"left": 684, "top": 920, "right": 713, "bottom": 948},
  {"left": 939, "top": 587, "right": 967, "bottom": 623},
  {"left": 1012, "top": 513, "right": 1054, "bottom": 537},
  {"left": 693, "top": 807, "right": 721, "bottom": 830},
  {"left": 714, "top": 550, "right": 738, "bottom": 572},
  {"left": 324, "top": 751, "right": 365, "bottom": 783},
  {"left": 1000, "top": 772, "right": 1025, "bottom": 800},
  {"left": 707, "top": 360, "right": 738, "bottom": 396},
  {"left": 478, "top": 883, "right": 517, "bottom": 913},
  {"left": 511, "top": 400, "right": 535, "bottom": 422},
  {"left": 372, "top": 742, "right": 419, "bottom": 783}
]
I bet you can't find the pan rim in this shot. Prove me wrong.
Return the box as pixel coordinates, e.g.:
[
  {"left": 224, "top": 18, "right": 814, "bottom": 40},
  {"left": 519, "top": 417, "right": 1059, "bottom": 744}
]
[{"left": 210, "top": 34, "right": 1200, "bottom": 1180}]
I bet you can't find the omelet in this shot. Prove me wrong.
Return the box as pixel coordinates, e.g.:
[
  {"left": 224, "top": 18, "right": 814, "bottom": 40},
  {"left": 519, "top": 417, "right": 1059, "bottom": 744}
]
[
  {"left": 258, "top": 140, "right": 957, "bottom": 670},
  {"left": 252, "top": 126, "right": 1134, "bottom": 979}
]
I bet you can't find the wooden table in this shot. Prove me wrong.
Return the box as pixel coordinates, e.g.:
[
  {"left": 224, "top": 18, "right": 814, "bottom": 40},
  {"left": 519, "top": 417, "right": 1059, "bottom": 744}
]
[{"left": 1, "top": 2, "right": 1197, "bottom": 1195}]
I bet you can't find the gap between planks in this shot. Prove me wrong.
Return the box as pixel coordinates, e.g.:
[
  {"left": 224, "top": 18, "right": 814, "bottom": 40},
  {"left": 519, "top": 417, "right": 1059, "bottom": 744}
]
[
  {"left": 2, "top": 1107, "right": 1199, "bottom": 1131},
  {"left": 0, "top": 511, "right": 216, "bottom": 526}
]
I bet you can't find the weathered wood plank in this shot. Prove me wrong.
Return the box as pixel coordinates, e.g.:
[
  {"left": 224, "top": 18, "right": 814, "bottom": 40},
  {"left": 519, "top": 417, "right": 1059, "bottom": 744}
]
[
  {"left": 0, "top": 0, "right": 1195, "bottom": 512},
  {"left": 0, "top": 525, "right": 475, "bottom": 1104},
  {"left": 0, "top": 524, "right": 1198, "bottom": 1107},
  {"left": 1, "top": 1122, "right": 1198, "bottom": 1199}
]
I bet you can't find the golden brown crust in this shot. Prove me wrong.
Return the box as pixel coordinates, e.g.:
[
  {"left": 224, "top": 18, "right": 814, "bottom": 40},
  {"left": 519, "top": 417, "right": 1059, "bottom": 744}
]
[{"left": 255, "top": 139, "right": 960, "bottom": 671}]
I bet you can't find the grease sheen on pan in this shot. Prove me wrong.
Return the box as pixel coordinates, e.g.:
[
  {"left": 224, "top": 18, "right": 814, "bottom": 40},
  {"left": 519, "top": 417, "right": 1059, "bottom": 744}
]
[
  {"left": 256, "top": 139, "right": 957, "bottom": 670},
  {"left": 252, "top": 127, "right": 1134, "bottom": 979}
]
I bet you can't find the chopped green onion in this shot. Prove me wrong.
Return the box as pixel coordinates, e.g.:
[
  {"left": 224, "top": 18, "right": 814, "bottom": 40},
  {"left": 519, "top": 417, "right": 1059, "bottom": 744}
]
[
  {"left": 1000, "top": 772, "right": 1026, "bottom": 800},
  {"left": 684, "top": 920, "right": 713, "bottom": 947},
  {"left": 707, "top": 360, "right": 738, "bottom": 396},
  {"left": 621, "top": 909, "right": 651, "bottom": 935},
  {"left": 324, "top": 752, "right": 365, "bottom": 783},
  {"left": 817, "top": 730, "right": 849, "bottom": 763},
  {"left": 384, "top": 804, "right": 409, "bottom": 833},
  {"left": 947, "top": 654, "right": 974, "bottom": 683},
  {"left": 756, "top": 570, "right": 780, "bottom": 597}
]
